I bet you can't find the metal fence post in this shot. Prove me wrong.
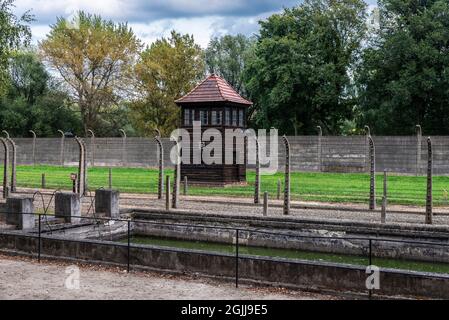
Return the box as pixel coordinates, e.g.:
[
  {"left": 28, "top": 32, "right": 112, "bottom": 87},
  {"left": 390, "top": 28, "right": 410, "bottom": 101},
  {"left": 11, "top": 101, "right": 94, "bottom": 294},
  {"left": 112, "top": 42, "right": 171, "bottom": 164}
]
[
  {"left": 127, "top": 219, "right": 131, "bottom": 273},
  {"left": 368, "top": 239, "right": 373, "bottom": 300},
  {"left": 38, "top": 214, "right": 41, "bottom": 263},
  {"left": 235, "top": 229, "right": 239, "bottom": 288}
]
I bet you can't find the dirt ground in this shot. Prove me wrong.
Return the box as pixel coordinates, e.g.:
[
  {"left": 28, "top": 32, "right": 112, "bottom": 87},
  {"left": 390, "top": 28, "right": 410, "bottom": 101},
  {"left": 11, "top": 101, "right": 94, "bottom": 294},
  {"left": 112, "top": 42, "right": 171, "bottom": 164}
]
[{"left": 0, "top": 255, "right": 339, "bottom": 300}]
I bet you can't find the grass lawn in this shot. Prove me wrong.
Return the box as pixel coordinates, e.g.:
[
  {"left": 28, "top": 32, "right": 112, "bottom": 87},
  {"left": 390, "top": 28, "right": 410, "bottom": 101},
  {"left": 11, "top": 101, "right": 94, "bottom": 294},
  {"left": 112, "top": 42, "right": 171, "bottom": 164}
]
[{"left": 3, "top": 165, "right": 449, "bottom": 206}]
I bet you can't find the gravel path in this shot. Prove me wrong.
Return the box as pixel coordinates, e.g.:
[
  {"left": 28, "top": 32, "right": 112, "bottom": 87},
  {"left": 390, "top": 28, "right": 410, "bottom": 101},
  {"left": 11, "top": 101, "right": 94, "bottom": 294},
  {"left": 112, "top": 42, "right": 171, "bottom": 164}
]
[
  {"left": 4, "top": 187, "right": 449, "bottom": 226},
  {"left": 0, "top": 255, "right": 337, "bottom": 300}
]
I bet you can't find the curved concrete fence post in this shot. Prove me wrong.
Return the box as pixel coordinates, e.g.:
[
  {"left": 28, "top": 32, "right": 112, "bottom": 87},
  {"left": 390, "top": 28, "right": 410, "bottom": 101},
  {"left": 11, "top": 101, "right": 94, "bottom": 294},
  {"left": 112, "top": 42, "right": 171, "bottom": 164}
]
[
  {"left": 119, "top": 129, "right": 127, "bottom": 166},
  {"left": 368, "top": 135, "right": 376, "bottom": 210},
  {"left": 381, "top": 170, "right": 387, "bottom": 223},
  {"left": 155, "top": 129, "right": 164, "bottom": 200},
  {"left": 426, "top": 137, "right": 433, "bottom": 225},
  {"left": 57, "top": 130, "right": 65, "bottom": 166},
  {"left": 172, "top": 139, "right": 181, "bottom": 209},
  {"left": 81, "top": 139, "right": 88, "bottom": 196},
  {"left": 364, "top": 126, "right": 371, "bottom": 172},
  {"left": 0, "top": 138, "right": 9, "bottom": 198},
  {"left": 254, "top": 136, "right": 260, "bottom": 204},
  {"left": 416, "top": 125, "right": 422, "bottom": 176},
  {"left": 282, "top": 135, "right": 291, "bottom": 215},
  {"left": 2, "top": 131, "right": 16, "bottom": 193},
  {"left": 74, "top": 137, "right": 86, "bottom": 197},
  {"left": 317, "top": 126, "right": 322, "bottom": 172},
  {"left": 87, "top": 129, "right": 95, "bottom": 167},
  {"left": 29, "top": 130, "right": 36, "bottom": 166}
]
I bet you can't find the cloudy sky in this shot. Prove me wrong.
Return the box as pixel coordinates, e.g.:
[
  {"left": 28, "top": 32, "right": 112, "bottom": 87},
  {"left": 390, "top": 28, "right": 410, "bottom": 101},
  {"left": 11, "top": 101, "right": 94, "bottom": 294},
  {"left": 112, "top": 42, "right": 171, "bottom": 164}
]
[{"left": 13, "top": 0, "right": 378, "bottom": 48}]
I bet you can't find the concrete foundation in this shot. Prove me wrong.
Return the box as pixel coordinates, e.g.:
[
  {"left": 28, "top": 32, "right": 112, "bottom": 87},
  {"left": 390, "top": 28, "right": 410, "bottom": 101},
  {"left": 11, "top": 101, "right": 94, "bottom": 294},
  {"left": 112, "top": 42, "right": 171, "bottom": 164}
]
[
  {"left": 95, "top": 189, "right": 120, "bottom": 218},
  {"left": 55, "top": 192, "right": 81, "bottom": 223},
  {"left": 5, "top": 197, "right": 35, "bottom": 230}
]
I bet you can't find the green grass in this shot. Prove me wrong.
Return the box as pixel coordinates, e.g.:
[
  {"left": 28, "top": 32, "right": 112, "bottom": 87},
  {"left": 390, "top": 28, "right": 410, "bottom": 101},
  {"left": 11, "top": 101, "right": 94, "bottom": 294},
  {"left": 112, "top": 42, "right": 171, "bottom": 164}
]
[
  {"left": 4, "top": 165, "right": 449, "bottom": 206},
  {"left": 126, "top": 236, "right": 449, "bottom": 274}
]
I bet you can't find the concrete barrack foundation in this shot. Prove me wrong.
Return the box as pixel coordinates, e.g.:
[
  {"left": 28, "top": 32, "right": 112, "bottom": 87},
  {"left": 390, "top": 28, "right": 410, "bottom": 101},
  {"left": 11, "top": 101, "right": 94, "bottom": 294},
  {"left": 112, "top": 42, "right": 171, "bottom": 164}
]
[
  {"left": 5, "top": 197, "right": 35, "bottom": 230},
  {"left": 95, "top": 189, "right": 120, "bottom": 218},
  {"left": 55, "top": 192, "right": 81, "bottom": 223}
]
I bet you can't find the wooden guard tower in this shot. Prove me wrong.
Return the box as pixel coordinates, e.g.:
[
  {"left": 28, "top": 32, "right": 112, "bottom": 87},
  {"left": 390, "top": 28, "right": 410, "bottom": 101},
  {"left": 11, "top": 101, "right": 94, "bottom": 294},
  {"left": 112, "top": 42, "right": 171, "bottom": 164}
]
[{"left": 175, "top": 74, "right": 253, "bottom": 186}]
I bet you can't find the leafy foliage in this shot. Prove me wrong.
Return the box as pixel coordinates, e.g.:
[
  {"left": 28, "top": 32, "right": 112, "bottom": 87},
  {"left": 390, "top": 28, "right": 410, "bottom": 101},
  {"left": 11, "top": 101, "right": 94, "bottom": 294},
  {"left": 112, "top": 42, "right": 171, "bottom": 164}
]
[
  {"left": 243, "top": 0, "right": 367, "bottom": 135},
  {"left": 205, "top": 34, "right": 255, "bottom": 96},
  {"left": 39, "top": 11, "right": 141, "bottom": 135},
  {"left": 130, "top": 31, "right": 205, "bottom": 137},
  {"left": 0, "top": 0, "right": 33, "bottom": 94},
  {"left": 0, "top": 51, "right": 82, "bottom": 136},
  {"left": 357, "top": 0, "right": 449, "bottom": 135}
]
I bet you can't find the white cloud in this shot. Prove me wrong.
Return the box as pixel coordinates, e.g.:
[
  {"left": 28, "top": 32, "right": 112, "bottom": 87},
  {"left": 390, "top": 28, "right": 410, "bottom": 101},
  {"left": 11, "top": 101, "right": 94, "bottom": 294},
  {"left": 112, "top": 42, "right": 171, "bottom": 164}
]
[{"left": 13, "top": 0, "right": 378, "bottom": 49}]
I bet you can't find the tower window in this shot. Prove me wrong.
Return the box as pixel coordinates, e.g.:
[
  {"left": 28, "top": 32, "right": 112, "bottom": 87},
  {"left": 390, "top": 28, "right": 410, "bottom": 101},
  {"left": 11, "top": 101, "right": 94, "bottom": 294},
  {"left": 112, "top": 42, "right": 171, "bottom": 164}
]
[
  {"left": 200, "top": 110, "right": 209, "bottom": 125},
  {"left": 184, "top": 109, "right": 191, "bottom": 125},
  {"left": 232, "top": 109, "right": 237, "bottom": 126},
  {"left": 212, "top": 110, "right": 222, "bottom": 125},
  {"left": 225, "top": 108, "right": 231, "bottom": 126}
]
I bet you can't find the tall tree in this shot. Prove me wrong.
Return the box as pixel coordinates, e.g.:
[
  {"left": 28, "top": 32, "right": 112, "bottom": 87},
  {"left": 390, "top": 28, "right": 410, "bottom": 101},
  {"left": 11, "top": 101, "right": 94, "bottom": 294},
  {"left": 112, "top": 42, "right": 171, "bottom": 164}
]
[
  {"left": 0, "top": 51, "right": 82, "bottom": 136},
  {"left": 205, "top": 34, "right": 255, "bottom": 96},
  {"left": 357, "top": 0, "right": 449, "bottom": 135},
  {"left": 130, "top": 31, "right": 205, "bottom": 136},
  {"left": 40, "top": 11, "right": 141, "bottom": 135},
  {"left": 243, "top": 0, "right": 367, "bottom": 135},
  {"left": 0, "top": 0, "right": 33, "bottom": 94}
]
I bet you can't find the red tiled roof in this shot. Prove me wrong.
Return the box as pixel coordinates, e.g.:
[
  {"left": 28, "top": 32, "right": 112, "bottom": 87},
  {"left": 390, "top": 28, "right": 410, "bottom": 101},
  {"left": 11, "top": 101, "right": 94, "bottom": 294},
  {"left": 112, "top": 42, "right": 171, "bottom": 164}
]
[{"left": 175, "top": 74, "right": 252, "bottom": 106}]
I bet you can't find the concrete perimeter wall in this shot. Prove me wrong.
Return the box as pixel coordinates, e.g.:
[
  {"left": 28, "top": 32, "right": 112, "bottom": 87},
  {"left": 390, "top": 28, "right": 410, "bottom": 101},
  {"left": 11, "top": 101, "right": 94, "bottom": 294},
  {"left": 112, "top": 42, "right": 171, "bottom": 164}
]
[{"left": 1, "top": 135, "right": 448, "bottom": 174}]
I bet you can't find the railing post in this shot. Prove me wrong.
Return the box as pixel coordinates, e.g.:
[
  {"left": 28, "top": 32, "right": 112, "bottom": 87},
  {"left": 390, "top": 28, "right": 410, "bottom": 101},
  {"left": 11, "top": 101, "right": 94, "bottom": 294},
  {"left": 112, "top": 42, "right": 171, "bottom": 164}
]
[
  {"left": 127, "top": 219, "right": 131, "bottom": 273},
  {"left": 369, "top": 239, "right": 372, "bottom": 266},
  {"left": 38, "top": 214, "right": 41, "bottom": 263},
  {"left": 368, "top": 239, "right": 373, "bottom": 300},
  {"left": 235, "top": 229, "right": 239, "bottom": 288},
  {"left": 183, "top": 176, "right": 188, "bottom": 196},
  {"left": 41, "top": 173, "right": 46, "bottom": 189}
]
